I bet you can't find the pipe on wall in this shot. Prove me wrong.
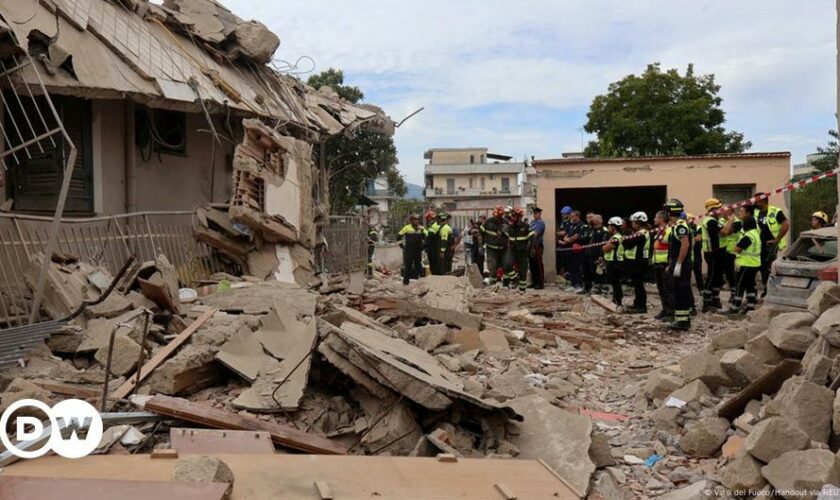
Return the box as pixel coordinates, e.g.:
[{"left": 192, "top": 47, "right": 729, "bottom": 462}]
[{"left": 125, "top": 99, "right": 137, "bottom": 213}]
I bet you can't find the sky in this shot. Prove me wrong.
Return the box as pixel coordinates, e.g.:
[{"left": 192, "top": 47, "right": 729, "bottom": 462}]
[{"left": 227, "top": 0, "right": 836, "bottom": 185}]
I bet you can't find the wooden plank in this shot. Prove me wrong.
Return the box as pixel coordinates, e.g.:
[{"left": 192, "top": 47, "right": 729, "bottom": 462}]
[
  {"left": 717, "top": 359, "right": 801, "bottom": 419},
  {"left": 110, "top": 309, "right": 216, "bottom": 403},
  {"left": 589, "top": 294, "right": 620, "bottom": 313},
  {"left": 314, "top": 481, "right": 333, "bottom": 500},
  {"left": 494, "top": 483, "right": 517, "bottom": 500},
  {"left": 5, "top": 454, "right": 577, "bottom": 500},
  {"left": 0, "top": 477, "right": 227, "bottom": 500},
  {"left": 30, "top": 380, "right": 100, "bottom": 399},
  {"left": 170, "top": 429, "right": 275, "bottom": 455},
  {"left": 143, "top": 395, "right": 347, "bottom": 455}
]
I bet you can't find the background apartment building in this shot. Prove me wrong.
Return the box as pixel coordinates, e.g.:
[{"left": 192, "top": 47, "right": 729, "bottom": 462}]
[{"left": 423, "top": 147, "right": 533, "bottom": 216}]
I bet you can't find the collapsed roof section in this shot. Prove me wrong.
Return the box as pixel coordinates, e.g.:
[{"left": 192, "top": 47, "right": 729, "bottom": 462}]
[{"left": 0, "top": 0, "right": 393, "bottom": 139}]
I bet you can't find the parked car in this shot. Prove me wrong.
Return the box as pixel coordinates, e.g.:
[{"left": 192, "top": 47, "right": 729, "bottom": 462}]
[{"left": 765, "top": 226, "right": 838, "bottom": 309}]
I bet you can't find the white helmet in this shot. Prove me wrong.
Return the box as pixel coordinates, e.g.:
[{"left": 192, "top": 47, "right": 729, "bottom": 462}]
[
  {"left": 607, "top": 216, "right": 624, "bottom": 227},
  {"left": 630, "top": 211, "right": 648, "bottom": 223}
]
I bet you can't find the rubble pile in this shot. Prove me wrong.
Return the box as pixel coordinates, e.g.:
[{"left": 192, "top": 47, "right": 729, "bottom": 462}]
[{"left": 631, "top": 280, "right": 840, "bottom": 499}]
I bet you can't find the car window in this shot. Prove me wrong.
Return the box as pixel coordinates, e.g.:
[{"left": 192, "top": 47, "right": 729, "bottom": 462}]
[{"left": 788, "top": 237, "right": 837, "bottom": 262}]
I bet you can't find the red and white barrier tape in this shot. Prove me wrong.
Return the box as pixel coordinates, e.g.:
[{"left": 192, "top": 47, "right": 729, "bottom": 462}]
[{"left": 554, "top": 167, "right": 840, "bottom": 253}]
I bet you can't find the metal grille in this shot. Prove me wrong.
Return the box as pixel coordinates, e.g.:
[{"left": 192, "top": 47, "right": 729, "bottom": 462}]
[
  {"left": 0, "top": 211, "right": 230, "bottom": 327},
  {"left": 319, "top": 216, "right": 368, "bottom": 274}
]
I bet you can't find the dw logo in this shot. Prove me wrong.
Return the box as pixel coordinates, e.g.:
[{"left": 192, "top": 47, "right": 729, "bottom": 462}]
[{"left": 0, "top": 399, "right": 103, "bottom": 459}]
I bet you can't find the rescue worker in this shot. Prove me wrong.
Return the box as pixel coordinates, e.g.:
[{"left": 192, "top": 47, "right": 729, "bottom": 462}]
[
  {"left": 397, "top": 214, "right": 425, "bottom": 285},
  {"left": 687, "top": 213, "right": 703, "bottom": 295},
  {"left": 562, "top": 210, "right": 585, "bottom": 292},
  {"left": 528, "top": 207, "right": 546, "bottom": 289},
  {"left": 503, "top": 207, "right": 534, "bottom": 292},
  {"left": 718, "top": 206, "right": 739, "bottom": 304},
  {"left": 585, "top": 215, "right": 609, "bottom": 294},
  {"left": 651, "top": 210, "right": 673, "bottom": 321},
  {"left": 481, "top": 206, "right": 508, "bottom": 285},
  {"left": 623, "top": 212, "right": 650, "bottom": 314},
  {"left": 423, "top": 210, "right": 441, "bottom": 275},
  {"left": 366, "top": 218, "right": 378, "bottom": 278},
  {"left": 468, "top": 218, "right": 485, "bottom": 274},
  {"left": 754, "top": 195, "right": 790, "bottom": 293},
  {"left": 438, "top": 213, "right": 454, "bottom": 274},
  {"left": 602, "top": 217, "right": 625, "bottom": 307},
  {"left": 700, "top": 198, "right": 724, "bottom": 312},
  {"left": 556, "top": 205, "right": 573, "bottom": 280},
  {"left": 729, "top": 215, "right": 762, "bottom": 314},
  {"left": 665, "top": 199, "right": 693, "bottom": 331},
  {"left": 811, "top": 211, "right": 830, "bottom": 230}
]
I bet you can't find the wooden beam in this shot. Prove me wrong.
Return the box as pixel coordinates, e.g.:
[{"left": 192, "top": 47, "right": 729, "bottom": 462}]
[
  {"left": 144, "top": 395, "right": 348, "bottom": 455},
  {"left": 110, "top": 309, "right": 216, "bottom": 404},
  {"left": 717, "top": 359, "right": 800, "bottom": 420}
]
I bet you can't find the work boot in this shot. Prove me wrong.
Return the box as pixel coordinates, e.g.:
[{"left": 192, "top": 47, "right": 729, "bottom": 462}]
[
  {"left": 668, "top": 321, "right": 690, "bottom": 332},
  {"left": 701, "top": 303, "right": 716, "bottom": 313},
  {"left": 711, "top": 298, "right": 723, "bottom": 309}
]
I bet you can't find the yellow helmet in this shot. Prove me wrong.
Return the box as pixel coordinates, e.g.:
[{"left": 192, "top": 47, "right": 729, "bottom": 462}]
[
  {"left": 704, "top": 198, "right": 722, "bottom": 211},
  {"left": 812, "top": 211, "right": 829, "bottom": 224}
]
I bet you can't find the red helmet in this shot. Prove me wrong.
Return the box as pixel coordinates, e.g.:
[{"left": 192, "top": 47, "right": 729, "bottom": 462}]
[
  {"left": 424, "top": 209, "right": 437, "bottom": 221},
  {"left": 511, "top": 206, "right": 525, "bottom": 219},
  {"left": 493, "top": 206, "right": 505, "bottom": 218}
]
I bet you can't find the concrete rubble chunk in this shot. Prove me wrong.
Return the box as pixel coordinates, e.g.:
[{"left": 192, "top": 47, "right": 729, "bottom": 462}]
[
  {"left": 764, "top": 376, "right": 834, "bottom": 443},
  {"left": 808, "top": 281, "right": 840, "bottom": 317},
  {"left": 720, "top": 454, "right": 767, "bottom": 491},
  {"left": 679, "top": 351, "right": 732, "bottom": 389},
  {"left": 94, "top": 335, "right": 142, "bottom": 377},
  {"left": 588, "top": 470, "right": 625, "bottom": 500},
  {"left": 0, "top": 378, "right": 53, "bottom": 416},
  {"left": 410, "top": 324, "right": 449, "bottom": 352},
  {"left": 149, "top": 345, "right": 220, "bottom": 396},
  {"left": 678, "top": 416, "right": 729, "bottom": 457},
  {"left": 745, "top": 417, "right": 810, "bottom": 463},
  {"left": 644, "top": 370, "right": 684, "bottom": 401},
  {"left": 832, "top": 391, "right": 840, "bottom": 439},
  {"left": 230, "top": 21, "right": 280, "bottom": 64},
  {"left": 589, "top": 431, "right": 616, "bottom": 468},
  {"left": 508, "top": 395, "right": 595, "bottom": 498},
  {"left": 761, "top": 449, "right": 840, "bottom": 500},
  {"left": 655, "top": 480, "right": 712, "bottom": 500},
  {"left": 801, "top": 338, "right": 835, "bottom": 385},
  {"left": 479, "top": 329, "right": 512, "bottom": 357},
  {"left": 744, "top": 332, "right": 784, "bottom": 365},
  {"left": 172, "top": 455, "right": 235, "bottom": 499},
  {"left": 813, "top": 305, "right": 840, "bottom": 347},
  {"left": 666, "top": 379, "right": 713, "bottom": 406},
  {"left": 711, "top": 328, "right": 748, "bottom": 351},
  {"left": 720, "top": 349, "right": 768, "bottom": 386},
  {"left": 767, "top": 311, "right": 818, "bottom": 354}
]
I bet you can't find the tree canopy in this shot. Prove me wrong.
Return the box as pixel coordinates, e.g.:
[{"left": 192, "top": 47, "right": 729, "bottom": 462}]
[
  {"left": 789, "top": 130, "right": 838, "bottom": 238},
  {"left": 307, "top": 68, "right": 405, "bottom": 214},
  {"left": 583, "top": 63, "right": 751, "bottom": 157}
]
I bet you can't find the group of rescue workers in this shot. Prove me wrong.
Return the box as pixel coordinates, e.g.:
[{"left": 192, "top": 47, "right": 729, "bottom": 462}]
[
  {"left": 376, "top": 192, "right": 829, "bottom": 333},
  {"left": 390, "top": 206, "right": 543, "bottom": 291}
]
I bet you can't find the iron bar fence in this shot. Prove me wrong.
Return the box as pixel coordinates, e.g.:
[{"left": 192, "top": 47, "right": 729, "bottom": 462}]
[
  {"left": 319, "top": 215, "right": 368, "bottom": 274},
  {"left": 0, "top": 211, "right": 228, "bottom": 326}
]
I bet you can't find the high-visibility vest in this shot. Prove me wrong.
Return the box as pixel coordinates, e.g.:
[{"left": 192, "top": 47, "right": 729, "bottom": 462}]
[
  {"left": 624, "top": 229, "right": 650, "bottom": 261},
  {"left": 719, "top": 216, "right": 739, "bottom": 254},
  {"left": 603, "top": 233, "right": 624, "bottom": 262},
  {"left": 736, "top": 229, "right": 761, "bottom": 268},
  {"left": 652, "top": 226, "right": 670, "bottom": 264},
  {"left": 439, "top": 223, "right": 452, "bottom": 251},
  {"left": 754, "top": 206, "right": 787, "bottom": 249},
  {"left": 700, "top": 215, "right": 718, "bottom": 253}
]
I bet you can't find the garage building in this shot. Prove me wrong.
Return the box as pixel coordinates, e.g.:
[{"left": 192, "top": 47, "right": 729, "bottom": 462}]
[{"left": 532, "top": 152, "right": 792, "bottom": 282}]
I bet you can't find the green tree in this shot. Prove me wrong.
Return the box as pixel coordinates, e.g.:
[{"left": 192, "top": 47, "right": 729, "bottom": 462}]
[
  {"left": 308, "top": 68, "right": 405, "bottom": 214},
  {"left": 583, "top": 63, "right": 751, "bottom": 157},
  {"left": 790, "top": 130, "right": 838, "bottom": 238}
]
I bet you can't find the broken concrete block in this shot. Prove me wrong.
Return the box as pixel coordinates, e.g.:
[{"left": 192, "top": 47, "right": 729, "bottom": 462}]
[
  {"left": 764, "top": 376, "right": 834, "bottom": 443},
  {"left": 767, "top": 311, "right": 818, "bottom": 354},
  {"left": 666, "top": 380, "right": 713, "bottom": 406},
  {"left": 801, "top": 338, "right": 834, "bottom": 385},
  {"left": 589, "top": 431, "right": 616, "bottom": 468},
  {"left": 679, "top": 351, "right": 732, "bottom": 389},
  {"left": 762, "top": 449, "right": 840, "bottom": 500},
  {"left": 467, "top": 264, "right": 484, "bottom": 289},
  {"left": 353, "top": 389, "right": 423, "bottom": 455},
  {"left": 172, "top": 455, "right": 234, "bottom": 499},
  {"left": 447, "top": 328, "right": 481, "bottom": 352},
  {"left": 94, "top": 335, "right": 141, "bottom": 377},
  {"left": 711, "top": 328, "right": 748, "bottom": 351},
  {"left": 410, "top": 324, "right": 449, "bottom": 352},
  {"left": 487, "top": 365, "right": 532, "bottom": 402},
  {"left": 652, "top": 407, "right": 682, "bottom": 434},
  {"left": 749, "top": 305, "right": 789, "bottom": 326},
  {"left": 644, "top": 371, "right": 684, "bottom": 401},
  {"left": 149, "top": 345, "right": 221, "bottom": 396},
  {"left": 546, "top": 377, "right": 577, "bottom": 399},
  {"left": 720, "top": 349, "right": 768, "bottom": 386},
  {"left": 508, "top": 395, "right": 595, "bottom": 498},
  {"left": 230, "top": 21, "right": 280, "bottom": 64},
  {"left": 678, "top": 417, "right": 729, "bottom": 457},
  {"left": 588, "top": 471, "right": 624, "bottom": 500},
  {"left": 832, "top": 391, "right": 840, "bottom": 440},
  {"left": 745, "top": 417, "right": 810, "bottom": 463},
  {"left": 0, "top": 378, "right": 53, "bottom": 416},
  {"left": 744, "top": 332, "right": 784, "bottom": 365},
  {"left": 720, "top": 454, "right": 766, "bottom": 491},
  {"left": 479, "top": 329, "right": 511, "bottom": 357},
  {"left": 809, "top": 281, "right": 840, "bottom": 317},
  {"left": 655, "top": 480, "right": 712, "bottom": 500},
  {"left": 813, "top": 305, "right": 840, "bottom": 347}
]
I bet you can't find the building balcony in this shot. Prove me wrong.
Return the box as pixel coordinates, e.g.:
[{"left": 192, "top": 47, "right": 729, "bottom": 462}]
[{"left": 425, "top": 187, "right": 520, "bottom": 198}]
